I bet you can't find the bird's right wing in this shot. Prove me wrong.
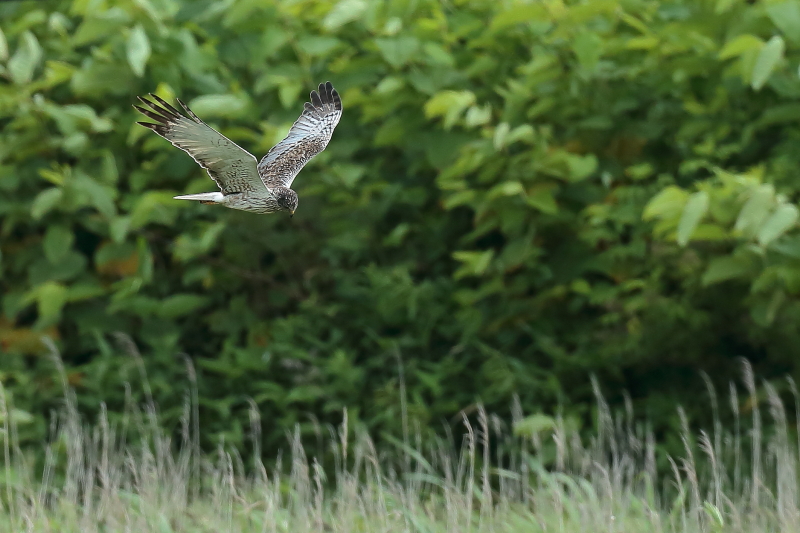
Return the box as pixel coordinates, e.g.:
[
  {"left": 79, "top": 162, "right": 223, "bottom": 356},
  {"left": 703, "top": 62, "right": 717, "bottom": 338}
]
[
  {"left": 135, "top": 94, "right": 267, "bottom": 196},
  {"left": 258, "top": 81, "right": 342, "bottom": 189}
]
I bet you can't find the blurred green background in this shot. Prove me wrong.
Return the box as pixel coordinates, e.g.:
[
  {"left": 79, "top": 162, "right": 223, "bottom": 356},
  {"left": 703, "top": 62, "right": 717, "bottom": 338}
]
[{"left": 2, "top": 0, "right": 800, "bottom": 456}]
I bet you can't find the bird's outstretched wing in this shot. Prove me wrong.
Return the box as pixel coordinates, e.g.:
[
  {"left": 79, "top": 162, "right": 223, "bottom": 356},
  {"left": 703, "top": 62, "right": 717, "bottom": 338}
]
[
  {"left": 135, "top": 95, "right": 266, "bottom": 195},
  {"left": 258, "top": 81, "right": 342, "bottom": 189}
]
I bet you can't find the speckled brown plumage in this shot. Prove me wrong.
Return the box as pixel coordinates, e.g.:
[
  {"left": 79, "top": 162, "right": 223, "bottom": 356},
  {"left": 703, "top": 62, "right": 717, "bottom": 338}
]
[
  {"left": 134, "top": 82, "right": 342, "bottom": 215},
  {"left": 258, "top": 81, "right": 343, "bottom": 189}
]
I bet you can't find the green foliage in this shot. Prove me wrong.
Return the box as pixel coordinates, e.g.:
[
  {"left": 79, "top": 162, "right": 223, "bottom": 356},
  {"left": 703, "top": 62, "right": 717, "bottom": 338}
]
[{"left": 3, "top": 0, "right": 800, "bottom": 456}]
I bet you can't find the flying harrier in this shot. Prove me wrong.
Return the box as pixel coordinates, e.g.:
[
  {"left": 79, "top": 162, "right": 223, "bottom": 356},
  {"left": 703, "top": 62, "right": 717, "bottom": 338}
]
[{"left": 134, "top": 82, "right": 342, "bottom": 216}]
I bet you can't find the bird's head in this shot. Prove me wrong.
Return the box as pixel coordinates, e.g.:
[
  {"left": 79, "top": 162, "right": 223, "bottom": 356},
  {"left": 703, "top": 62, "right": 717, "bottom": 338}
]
[{"left": 274, "top": 187, "right": 298, "bottom": 217}]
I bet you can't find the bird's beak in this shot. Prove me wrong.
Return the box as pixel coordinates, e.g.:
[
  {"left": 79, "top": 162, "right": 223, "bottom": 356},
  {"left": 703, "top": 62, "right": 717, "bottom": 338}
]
[{"left": 290, "top": 210, "right": 295, "bottom": 218}]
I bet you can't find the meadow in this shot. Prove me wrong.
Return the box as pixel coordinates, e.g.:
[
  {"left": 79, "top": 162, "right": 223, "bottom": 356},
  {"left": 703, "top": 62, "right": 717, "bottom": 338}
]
[{"left": 1, "top": 350, "right": 797, "bottom": 532}]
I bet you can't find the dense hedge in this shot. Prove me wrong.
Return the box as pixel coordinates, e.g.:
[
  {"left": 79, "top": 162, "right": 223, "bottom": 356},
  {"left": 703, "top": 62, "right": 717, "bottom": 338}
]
[{"left": 2, "top": 0, "right": 800, "bottom": 453}]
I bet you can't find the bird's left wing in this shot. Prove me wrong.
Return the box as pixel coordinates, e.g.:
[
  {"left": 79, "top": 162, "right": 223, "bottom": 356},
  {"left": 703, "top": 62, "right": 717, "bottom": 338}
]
[
  {"left": 258, "top": 81, "right": 342, "bottom": 189},
  {"left": 135, "top": 94, "right": 267, "bottom": 196}
]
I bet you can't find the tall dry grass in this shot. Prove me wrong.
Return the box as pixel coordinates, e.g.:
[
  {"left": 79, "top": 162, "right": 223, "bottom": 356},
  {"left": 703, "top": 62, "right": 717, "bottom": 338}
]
[{"left": 0, "top": 348, "right": 798, "bottom": 532}]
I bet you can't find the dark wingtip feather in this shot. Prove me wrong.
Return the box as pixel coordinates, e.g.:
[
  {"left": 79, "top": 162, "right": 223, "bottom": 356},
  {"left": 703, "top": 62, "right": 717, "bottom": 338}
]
[
  {"left": 176, "top": 98, "right": 202, "bottom": 123},
  {"left": 310, "top": 88, "right": 323, "bottom": 108},
  {"left": 134, "top": 105, "right": 171, "bottom": 125},
  {"left": 148, "top": 93, "right": 183, "bottom": 120},
  {"left": 135, "top": 96, "right": 177, "bottom": 124},
  {"left": 136, "top": 95, "right": 154, "bottom": 108},
  {"left": 136, "top": 121, "right": 163, "bottom": 134},
  {"left": 310, "top": 81, "right": 340, "bottom": 109}
]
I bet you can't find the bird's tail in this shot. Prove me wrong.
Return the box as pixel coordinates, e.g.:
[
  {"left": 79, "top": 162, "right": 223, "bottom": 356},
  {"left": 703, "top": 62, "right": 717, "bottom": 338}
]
[{"left": 173, "top": 192, "right": 224, "bottom": 205}]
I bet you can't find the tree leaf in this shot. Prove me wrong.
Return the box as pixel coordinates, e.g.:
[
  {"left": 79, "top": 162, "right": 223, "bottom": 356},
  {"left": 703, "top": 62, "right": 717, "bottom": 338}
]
[
  {"left": 423, "top": 42, "right": 455, "bottom": 67},
  {"left": 677, "top": 191, "right": 709, "bottom": 246},
  {"left": 29, "top": 251, "right": 86, "bottom": 285},
  {"left": 0, "top": 27, "right": 8, "bottom": 62},
  {"left": 36, "top": 281, "right": 68, "bottom": 323},
  {"left": 109, "top": 216, "right": 131, "bottom": 244},
  {"left": 487, "top": 181, "right": 524, "bottom": 199},
  {"left": 526, "top": 184, "right": 558, "bottom": 214},
  {"left": 130, "top": 191, "right": 179, "bottom": 229},
  {"left": 464, "top": 105, "right": 492, "bottom": 127},
  {"left": 690, "top": 223, "right": 728, "bottom": 241},
  {"left": 506, "top": 124, "right": 535, "bottom": 146},
  {"left": 766, "top": 1, "right": 800, "bottom": 44},
  {"left": 424, "top": 90, "right": 475, "bottom": 129},
  {"left": 71, "top": 61, "right": 133, "bottom": 97},
  {"left": 770, "top": 235, "right": 800, "bottom": 259},
  {"left": 718, "top": 34, "right": 763, "bottom": 60},
  {"left": 73, "top": 175, "right": 116, "bottom": 218},
  {"left": 126, "top": 25, "right": 151, "bottom": 77},
  {"left": 735, "top": 184, "right": 775, "bottom": 237},
  {"left": 572, "top": 32, "right": 602, "bottom": 73},
  {"left": 702, "top": 255, "right": 756, "bottom": 286},
  {"left": 493, "top": 122, "right": 510, "bottom": 150},
  {"left": 565, "top": 153, "right": 598, "bottom": 182},
  {"left": 323, "top": 0, "right": 367, "bottom": 30},
  {"left": 295, "top": 36, "right": 341, "bottom": 57},
  {"left": 442, "top": 190, "right": 475, "bottom": 210},
  {"left": 43, "top": 225, "right": 74, "bottom": 264},
  {"left": 95, "top": 242, "right": 138, "bottom": 277},
  {"left": 643, "top": 186, "right": 689, "bottom": 221},
  {"left": 452, "top": 250, "right": 494, "bottom": 279},
  {"left": 491, "top": 4, "right": 547, "bottom": 31},
  {"left": 158, "top": 294, "right": 210, "bottom": 318},
  {"left": 375, "top": 36, "right": 420, "bottom": 68},
  {"left": 751, "top": 36, "right": 785, "bottom": 91},
  {"left": 72, "top": 8, "right": 130, "bottom": 46},
  {"left": 187, "top": 94, "right": 249, "bottom": 118},
  {"left": 31, "top": 188, "right": 63, "bottom": 220},
  {"left": 7, "top": 31, "right": 42, "bottom": 85},
  {"left": 758, "top": 203, "right": 799, "bottom": 246}
]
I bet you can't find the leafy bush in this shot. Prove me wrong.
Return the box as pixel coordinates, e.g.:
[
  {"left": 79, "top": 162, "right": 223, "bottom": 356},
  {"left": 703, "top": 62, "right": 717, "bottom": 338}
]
[{"left": 2, "top": 0, "right": 800, "bottom": 453}]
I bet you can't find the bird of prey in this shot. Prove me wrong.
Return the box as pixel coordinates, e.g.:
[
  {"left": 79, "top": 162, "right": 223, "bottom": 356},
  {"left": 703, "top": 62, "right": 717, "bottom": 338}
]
[{"left": 134, "top": 81, "right": 342, "bottom": 216}]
